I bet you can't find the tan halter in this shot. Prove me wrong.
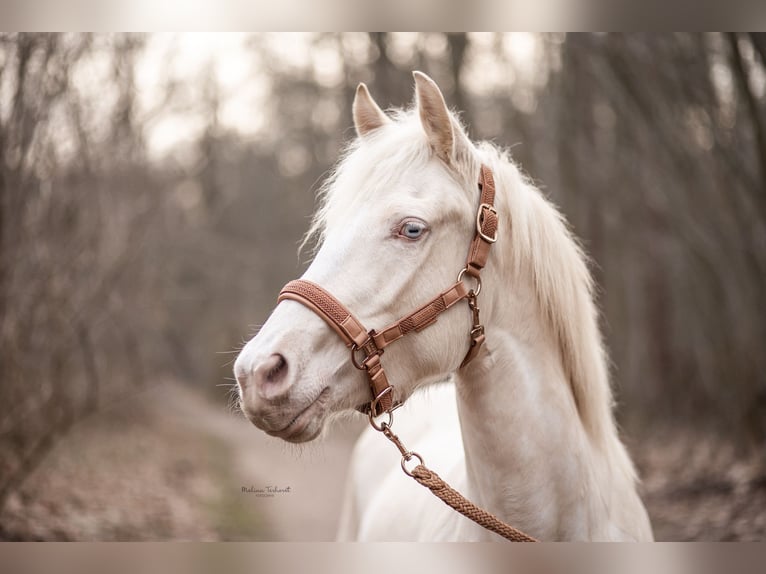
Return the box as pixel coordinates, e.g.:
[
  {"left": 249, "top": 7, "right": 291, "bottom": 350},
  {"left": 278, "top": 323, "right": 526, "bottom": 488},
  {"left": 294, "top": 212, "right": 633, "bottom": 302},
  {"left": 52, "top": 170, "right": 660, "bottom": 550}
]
[{"left": 278, "top": 164, "right": 498, "bottom": 416}]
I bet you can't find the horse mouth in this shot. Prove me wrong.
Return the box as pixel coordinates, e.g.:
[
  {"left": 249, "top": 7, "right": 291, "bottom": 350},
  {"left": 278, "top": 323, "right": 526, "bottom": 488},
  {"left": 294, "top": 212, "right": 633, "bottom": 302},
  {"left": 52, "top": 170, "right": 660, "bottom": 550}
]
[{"left": 266, "top": 386, "right": 330, "bottom": 442}]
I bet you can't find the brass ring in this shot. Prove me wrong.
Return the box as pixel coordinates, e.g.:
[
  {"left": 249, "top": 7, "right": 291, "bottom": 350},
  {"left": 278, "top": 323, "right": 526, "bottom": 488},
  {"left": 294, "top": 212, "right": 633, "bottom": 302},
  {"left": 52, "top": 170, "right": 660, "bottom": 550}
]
[
  {"left": 368, "top": 408, "right": 393, "bottom": 432},
  {"left": 370, "top": 385, "right": 394, "bottom": 413},
  {"left": 456, "top": 267, "right": 482, "bottom": 296},
  {"left": 350, "top": 344, "right": 366, "bottom": 370},
  {"left": 400, "top": 451, "right": 424, "bottom": 477}
]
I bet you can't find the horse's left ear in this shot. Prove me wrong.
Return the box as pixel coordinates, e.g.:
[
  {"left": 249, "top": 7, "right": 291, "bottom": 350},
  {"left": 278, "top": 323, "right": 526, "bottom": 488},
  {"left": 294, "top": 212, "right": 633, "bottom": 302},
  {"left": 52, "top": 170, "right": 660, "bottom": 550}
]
[
  {"left": 353, "top": 83, "right": 390, "bottom": 137},
  {"left": 413, "top": 71, "right": 455, "bottom": 164}
]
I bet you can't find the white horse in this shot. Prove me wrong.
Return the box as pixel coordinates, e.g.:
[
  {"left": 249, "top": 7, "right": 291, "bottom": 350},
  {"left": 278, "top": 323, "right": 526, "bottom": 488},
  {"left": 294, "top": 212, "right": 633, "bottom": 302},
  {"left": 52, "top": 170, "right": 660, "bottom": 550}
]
[{"left": 234, "top": 71, "right": 654, "bottom": 541}]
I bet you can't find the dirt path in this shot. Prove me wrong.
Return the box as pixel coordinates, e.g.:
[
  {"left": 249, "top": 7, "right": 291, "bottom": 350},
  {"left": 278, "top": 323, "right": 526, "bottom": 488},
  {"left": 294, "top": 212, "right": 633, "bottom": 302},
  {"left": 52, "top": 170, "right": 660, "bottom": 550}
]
[
  {"left": 161, "top": 380, "right": 366, "bottom": 541},
  {"left": 0, "top": 380, "right": 363, "bottom": 541}
]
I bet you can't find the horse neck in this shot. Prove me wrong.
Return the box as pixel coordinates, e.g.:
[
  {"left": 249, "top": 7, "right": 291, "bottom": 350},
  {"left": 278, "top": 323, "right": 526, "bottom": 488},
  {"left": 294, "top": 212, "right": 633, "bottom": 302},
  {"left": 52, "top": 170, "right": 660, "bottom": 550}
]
[
  {"left": 452, "top": 165, "right": 647, "bottom": 541},
  {"left": 454, "top": 318, "right": 603, "bottom": 540}
]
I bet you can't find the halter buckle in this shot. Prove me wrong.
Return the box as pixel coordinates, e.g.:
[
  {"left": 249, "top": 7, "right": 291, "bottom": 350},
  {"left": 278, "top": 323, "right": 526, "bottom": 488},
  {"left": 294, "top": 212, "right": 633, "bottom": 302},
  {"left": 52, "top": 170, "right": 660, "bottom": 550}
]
[{"left": 476, "top": 203, "right": 498, "bottom": 244}]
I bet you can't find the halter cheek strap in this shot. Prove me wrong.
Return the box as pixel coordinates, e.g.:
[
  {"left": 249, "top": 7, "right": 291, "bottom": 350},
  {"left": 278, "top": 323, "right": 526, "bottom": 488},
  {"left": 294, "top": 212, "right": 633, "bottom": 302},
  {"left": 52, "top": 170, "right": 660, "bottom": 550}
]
[{"left": 277, "top": 164, "right": 498, "bottom": 416}]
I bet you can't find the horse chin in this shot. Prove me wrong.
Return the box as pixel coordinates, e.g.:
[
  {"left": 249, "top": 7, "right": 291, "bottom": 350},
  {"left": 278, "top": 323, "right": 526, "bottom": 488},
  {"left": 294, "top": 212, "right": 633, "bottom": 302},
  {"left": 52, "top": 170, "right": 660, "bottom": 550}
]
[
  {"left": 268, "top": 419, "right": 324, "bottom": 443},
  {"left": 242, "top": 386, "right": 330, "bottom": 444}
]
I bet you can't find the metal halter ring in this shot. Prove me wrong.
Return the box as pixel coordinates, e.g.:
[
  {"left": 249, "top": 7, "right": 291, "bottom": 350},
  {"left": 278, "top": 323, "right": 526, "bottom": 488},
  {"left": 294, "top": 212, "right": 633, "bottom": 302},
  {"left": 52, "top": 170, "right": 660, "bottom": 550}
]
[
  {"left": 351, "top": 339, "right": 384, "bottom": 371},
  {"left": 457, "top": 267, "right": 482, "bottom": 296},
  {"left": 369, "top": 385, "right": 395, "bottom": 417},
  {"left": 350, "top": 343, "right": 366, "bottom": 370},
  {"left": 400, "top": 451, "right": 425, "bottom": 477},
  {"left": 368, "top": 406, "right": 394, "bottom": 432}
]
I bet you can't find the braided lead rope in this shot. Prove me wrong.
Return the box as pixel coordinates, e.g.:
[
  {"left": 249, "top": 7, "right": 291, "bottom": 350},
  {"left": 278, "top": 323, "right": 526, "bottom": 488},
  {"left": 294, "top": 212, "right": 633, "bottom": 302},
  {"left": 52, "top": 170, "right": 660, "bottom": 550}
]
[
  {"left": 372, "top": 411, "right": 537, "bottom": 542},
  {"left": 409, "top": 464, "right": 538, "bottom": 542}
]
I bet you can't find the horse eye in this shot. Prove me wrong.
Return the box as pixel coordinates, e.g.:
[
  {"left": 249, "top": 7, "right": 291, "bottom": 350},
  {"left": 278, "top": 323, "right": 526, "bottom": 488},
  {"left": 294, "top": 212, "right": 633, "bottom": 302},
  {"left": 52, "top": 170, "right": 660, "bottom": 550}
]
[{"left": 399, "top": 220, "right": 426, "bottom": 240}]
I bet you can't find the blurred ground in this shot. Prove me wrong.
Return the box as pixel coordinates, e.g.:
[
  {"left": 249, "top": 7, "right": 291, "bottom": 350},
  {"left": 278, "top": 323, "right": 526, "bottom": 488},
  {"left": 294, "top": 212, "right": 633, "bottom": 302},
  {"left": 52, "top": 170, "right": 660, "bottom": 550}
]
[
  {"left": 0, "top": 380, "right": 763, "bottom": 541},
  {"left": 632, "top": 430, "right": 766, "bottom": 541},
  {"left": 0, "top": 380, "right": 363, "bottom": 541}
]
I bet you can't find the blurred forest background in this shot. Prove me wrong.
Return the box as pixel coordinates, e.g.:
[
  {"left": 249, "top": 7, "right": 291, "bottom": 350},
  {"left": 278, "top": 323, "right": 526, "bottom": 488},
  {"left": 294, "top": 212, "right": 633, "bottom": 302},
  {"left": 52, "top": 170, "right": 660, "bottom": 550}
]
[{"left": 1, "top": 33, "right": 765, "bottom": 541}]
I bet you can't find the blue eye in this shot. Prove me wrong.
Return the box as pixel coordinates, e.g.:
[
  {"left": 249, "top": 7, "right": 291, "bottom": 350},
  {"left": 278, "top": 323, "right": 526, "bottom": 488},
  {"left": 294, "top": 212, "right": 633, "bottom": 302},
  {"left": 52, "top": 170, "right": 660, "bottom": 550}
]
[{"left": 400, "top": 220, "right": 427, "bottom": 240}]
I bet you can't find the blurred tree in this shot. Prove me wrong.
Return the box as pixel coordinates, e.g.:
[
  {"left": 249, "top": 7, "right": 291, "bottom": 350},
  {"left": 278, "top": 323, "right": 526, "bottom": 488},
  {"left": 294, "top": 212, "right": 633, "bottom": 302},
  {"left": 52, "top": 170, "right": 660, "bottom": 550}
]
[
  {"left": 0, "top": 33, "right": 164, "bottom": 509},
  {"left": 525, "top": 34, "right": 766, "bottom": 449}
]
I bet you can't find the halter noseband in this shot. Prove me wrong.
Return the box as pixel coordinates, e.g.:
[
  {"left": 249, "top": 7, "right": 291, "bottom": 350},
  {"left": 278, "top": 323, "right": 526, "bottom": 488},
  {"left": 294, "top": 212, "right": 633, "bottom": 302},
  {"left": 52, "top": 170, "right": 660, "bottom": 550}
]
[{"left": 278, "top": 164, "right": 498, "bottom": 416}]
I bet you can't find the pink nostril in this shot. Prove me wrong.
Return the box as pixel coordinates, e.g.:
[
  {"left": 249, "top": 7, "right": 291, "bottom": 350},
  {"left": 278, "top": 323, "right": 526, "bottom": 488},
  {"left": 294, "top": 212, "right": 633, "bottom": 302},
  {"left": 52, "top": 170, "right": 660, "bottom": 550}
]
[
  {"left": 264, "top": 353, "right": 288, "bottom": 383},
  {"left": 239, "top": 353, "right": 290, "bottom": 398}
]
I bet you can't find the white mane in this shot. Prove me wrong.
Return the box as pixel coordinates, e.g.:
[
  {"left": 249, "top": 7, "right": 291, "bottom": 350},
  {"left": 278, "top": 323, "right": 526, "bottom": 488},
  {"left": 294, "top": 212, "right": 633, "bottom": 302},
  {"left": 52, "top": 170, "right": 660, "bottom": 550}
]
[{"left": 480, "top": 143, "right": 629, "bottom": 461}]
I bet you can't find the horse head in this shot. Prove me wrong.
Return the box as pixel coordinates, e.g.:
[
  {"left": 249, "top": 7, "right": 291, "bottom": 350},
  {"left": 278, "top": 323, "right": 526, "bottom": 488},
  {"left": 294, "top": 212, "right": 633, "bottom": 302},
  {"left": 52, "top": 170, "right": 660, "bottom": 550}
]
[{"left": 234, "top": 72, "right": 485, "bottom": 442}]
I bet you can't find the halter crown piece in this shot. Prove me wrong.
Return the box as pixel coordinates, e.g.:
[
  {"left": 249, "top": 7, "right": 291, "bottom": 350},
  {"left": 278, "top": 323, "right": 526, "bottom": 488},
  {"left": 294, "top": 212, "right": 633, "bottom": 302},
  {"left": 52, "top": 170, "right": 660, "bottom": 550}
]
[{"left": 278, "top": 164, "right": 498, "bottom": 416}]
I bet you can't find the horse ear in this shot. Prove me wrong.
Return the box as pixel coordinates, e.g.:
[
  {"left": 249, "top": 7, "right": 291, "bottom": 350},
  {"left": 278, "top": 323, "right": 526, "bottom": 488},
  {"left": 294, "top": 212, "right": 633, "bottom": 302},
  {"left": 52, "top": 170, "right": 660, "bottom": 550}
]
[
  {"left": 353, "top": 83, "right": 390, "bottom": 137},
  {"left": 413, "top": 71, "right": 454, "bottom": 164}
]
